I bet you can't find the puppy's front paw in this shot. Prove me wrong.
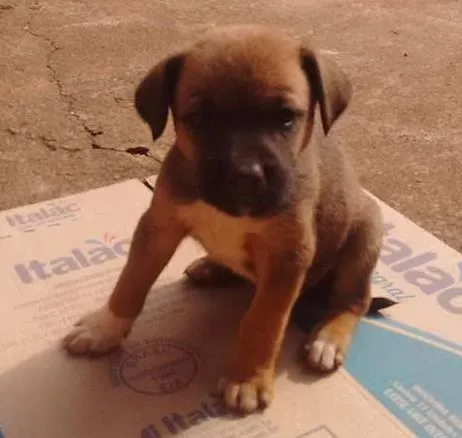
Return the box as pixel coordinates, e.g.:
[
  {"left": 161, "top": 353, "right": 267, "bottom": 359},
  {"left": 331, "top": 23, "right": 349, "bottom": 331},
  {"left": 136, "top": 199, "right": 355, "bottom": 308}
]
[
  {"left": 63, "top": 306, "right": 133, "bottom": 355},
  {"left": 218, "top": 373, "right": 274, "bottom": 414}
]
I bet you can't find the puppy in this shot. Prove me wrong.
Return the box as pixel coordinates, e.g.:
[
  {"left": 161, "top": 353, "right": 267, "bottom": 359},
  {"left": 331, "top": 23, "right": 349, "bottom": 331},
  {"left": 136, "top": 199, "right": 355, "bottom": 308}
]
[{"left": 63, "top": 25, "right": 383, "bottom": 415}]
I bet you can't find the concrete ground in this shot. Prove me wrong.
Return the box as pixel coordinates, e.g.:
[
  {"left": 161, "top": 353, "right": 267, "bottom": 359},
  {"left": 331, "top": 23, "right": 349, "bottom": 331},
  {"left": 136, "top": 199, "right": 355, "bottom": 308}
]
[{"left": 0, "top": 0, "right": 461, "bottom": 250}]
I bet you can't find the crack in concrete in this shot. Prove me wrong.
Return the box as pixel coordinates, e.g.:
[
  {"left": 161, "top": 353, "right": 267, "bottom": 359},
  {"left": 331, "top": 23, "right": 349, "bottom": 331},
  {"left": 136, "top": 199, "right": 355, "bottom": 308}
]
[
  {"left": 24, "top": 3, "right": 65, "bottom": 103},
  {"left": 37, "top": 133, "right": 79, "bottom": 152},
  {"left": 23, "top": 2, "right": 89, "bottom": 152},
  {"left": 6, "top": 126, "right": 159, "bottom": 159},
  {"left": 5, "top": 127, "right": 80, "bottom": 152},
  {"left": 82, "top": 124, "right": 103, "bottom": 148},
  {"left": 38, "top": 133, "right": 57, "bottom": 150},
  {"left": 0, "top": 3, "right": 15, "bottom": 10},
  {"left": 125, "top": 146, "right": 150, "bottom": 156},
  {"left": 92, "top": 143, "right": 162, "bottom": 163},
  {"left": 20, "top": 1, "right": 162, "bottom": 164}
]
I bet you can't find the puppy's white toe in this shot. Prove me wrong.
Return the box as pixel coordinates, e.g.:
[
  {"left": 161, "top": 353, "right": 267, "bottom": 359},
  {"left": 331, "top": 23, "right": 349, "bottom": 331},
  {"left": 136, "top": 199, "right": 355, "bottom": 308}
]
[
  {"left": 304, "top": 338, "right": 344, "bottom": 372},
  {"left": 217, "top": 375, "right": 273, "bottom": 414},
  {"left": 63, "top": 306, "right": 133, "bottom": 355}
]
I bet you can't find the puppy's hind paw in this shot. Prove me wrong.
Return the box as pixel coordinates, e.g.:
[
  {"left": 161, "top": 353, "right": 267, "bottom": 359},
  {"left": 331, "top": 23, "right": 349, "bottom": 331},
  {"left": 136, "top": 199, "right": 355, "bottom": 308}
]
[
  {"left": 63, "top": 306, "right": 133, "bottom": 356},
  {"left": 304, "top": 313, "right": 358, "bottom": 373},
  {"left": 304, "top": 337, "right": 345, "bottom": 372},
  {"left": 184, "top": 256, "right": 243, "bottom": 286}
]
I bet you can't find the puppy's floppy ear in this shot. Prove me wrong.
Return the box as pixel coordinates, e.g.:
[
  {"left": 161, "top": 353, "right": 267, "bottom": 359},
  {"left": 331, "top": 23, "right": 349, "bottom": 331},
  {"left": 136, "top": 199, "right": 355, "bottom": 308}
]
[
  {"left": 134, "top": 53, "right": 184, "bottom": 141},
  {"left": 300, "top": 45, "right": 352, "bottom": 135}
]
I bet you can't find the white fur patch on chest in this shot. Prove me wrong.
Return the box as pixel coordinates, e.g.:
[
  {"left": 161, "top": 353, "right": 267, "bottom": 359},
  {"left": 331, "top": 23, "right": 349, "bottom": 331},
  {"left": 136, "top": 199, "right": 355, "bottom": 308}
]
[{"left": 176, "top": 201, "right": 263, "bottom": 280}]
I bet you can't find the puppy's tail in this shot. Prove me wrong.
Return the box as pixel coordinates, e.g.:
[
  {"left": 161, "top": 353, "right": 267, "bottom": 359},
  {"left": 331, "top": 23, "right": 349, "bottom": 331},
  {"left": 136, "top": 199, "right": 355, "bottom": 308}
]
[
  {"left": 291, "top": 295, "right": 399, "bottom": 334},
  {"left": 367, "top": 296, "right": 399, "bottom": 314}
]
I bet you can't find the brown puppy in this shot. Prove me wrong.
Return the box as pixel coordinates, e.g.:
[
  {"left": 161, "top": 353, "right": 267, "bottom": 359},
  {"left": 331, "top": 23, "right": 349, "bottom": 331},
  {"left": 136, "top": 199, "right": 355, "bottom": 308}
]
[{"left": 63, "top": 25, "right": 383, "bottom": 414}]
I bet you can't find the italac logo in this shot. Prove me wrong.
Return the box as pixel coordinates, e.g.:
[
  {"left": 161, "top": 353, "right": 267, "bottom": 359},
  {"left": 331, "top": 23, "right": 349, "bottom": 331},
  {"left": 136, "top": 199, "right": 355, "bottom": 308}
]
[
  {"left": 14, "top": 233, "right": 130, "bottom": 284},
  {"left": 377, "top": 222, "right": 462, "bottom": 315},
  {"left": 140, "top": 392, "right": 229, "bottom": 438},
  {"left": 4, "top": 201, "right": 80, "bottom": 230}
]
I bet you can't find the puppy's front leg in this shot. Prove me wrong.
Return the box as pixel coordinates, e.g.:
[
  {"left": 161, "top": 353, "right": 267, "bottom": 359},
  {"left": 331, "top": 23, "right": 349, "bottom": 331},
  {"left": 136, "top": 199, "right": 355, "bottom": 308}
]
[
  {"left": 63, "top": 189, "right": 186, "bottom": 355},
  {"left": 220, "top": 249, "right": 310, "bottom": 414}
]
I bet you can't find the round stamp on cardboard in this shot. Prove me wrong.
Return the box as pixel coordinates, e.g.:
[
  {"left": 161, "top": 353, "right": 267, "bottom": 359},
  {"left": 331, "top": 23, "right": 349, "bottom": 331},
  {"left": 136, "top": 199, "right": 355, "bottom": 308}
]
[{"left": 119, "top": 339, "right": 198, "bottom": 395}]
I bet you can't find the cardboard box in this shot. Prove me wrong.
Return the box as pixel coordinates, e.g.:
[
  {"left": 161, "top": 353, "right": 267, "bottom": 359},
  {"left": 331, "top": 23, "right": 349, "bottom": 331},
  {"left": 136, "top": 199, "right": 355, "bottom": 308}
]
[{"left": 0, "top": 178, "right": 460, "bottom": 438}]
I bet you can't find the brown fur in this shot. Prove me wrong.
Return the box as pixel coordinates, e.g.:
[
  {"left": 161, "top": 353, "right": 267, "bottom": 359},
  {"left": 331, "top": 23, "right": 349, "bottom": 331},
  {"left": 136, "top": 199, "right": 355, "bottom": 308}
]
[{"left": 67, "top": 25, "right": 383, "bottom": 415}]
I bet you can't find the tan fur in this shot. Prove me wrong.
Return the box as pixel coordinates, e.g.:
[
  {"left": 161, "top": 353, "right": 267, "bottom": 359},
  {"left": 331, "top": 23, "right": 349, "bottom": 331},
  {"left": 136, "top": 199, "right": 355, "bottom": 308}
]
[{"left": 176, "top": 201, "right": 264, "bottom": 282}]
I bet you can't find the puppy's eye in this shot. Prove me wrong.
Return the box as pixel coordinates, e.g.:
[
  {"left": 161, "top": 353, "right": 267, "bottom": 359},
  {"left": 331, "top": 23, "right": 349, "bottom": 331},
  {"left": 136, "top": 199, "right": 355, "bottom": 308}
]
[
  {"left": 183, "top": 111, "right": 206, "bottom": 130},
  {"left": 275, "top": 108, "right": 297, "bottom": 130}
]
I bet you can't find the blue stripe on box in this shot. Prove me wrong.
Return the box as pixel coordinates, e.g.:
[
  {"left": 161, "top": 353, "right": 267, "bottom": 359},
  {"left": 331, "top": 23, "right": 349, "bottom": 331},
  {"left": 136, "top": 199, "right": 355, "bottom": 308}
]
[
  {"left": 345, "top": 318, "right": 462, "bottom": 437},
  {"left": 367, "top": 314, "right": 462, "bottom": 353}
]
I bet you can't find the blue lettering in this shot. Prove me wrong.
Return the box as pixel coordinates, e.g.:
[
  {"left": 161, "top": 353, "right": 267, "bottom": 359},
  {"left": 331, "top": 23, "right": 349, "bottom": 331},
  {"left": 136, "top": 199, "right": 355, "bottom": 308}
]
[
  {"left": 27, "top": 212, "right": 42, "bottom": 222},
  {"left": 392, "top": 252, "right": 437, "bottom": 272},
  {"left": 49, "top": 206, "right": 64, "bottom": 217},
  {"left": 383, "top": 222, "right": 396, "bottom": 235},
  {"left": 14, "top": 264, "right": 33, "bottom": 284},
  {"left": 13, "top": 236, "right": 129, "bottom": 284},
  {"left": 380, "top": 239, "right": 412, "bottom": 265},
  {"left": 113, "top": 239, "right": 131, "bottom": 256},
  {"left": 377, "top": 222, "right": 462, "bottom": 315},
  {"left": 386, "top": 288, "right": 415, "bottom": 300},
  {"left": 29, "top": 260, "right": 51, "bottom": 280},
  {"left": 404, "top": 267, "right": 454, "bottom": 295},
  {"left": 88, "top": 245, "right": 116, "bottom": 264},
  {"left": 5, "top": 202, "right": 80, "bottom": 228},
  {"left": 6, "top": 215, "right": 15, "bottom": 226},
  {"left": 50, "top": 257, "right": 80, "bottom": 275},
  {"left": 437, "top": 288, "right": 462, "bottom": 314},
  {"left": 371, "top": 274, "right": 388, "bottom": 286},
  {"left": 150, "top": 392, "right": 226, "bottom": 436},
  {"left": 65, "top": 202, "right": 79, "bottom": 213},
  {"left": 71, "top": 249, "right": 90, "bottom": 267}
]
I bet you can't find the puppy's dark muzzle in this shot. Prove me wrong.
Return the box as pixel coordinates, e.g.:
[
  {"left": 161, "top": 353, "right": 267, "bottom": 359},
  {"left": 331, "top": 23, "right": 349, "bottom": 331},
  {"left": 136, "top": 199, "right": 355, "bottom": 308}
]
[
  {"left": 201, "top": 158, "right": 290, "bottom": 218},
  {"left": 231, "top": 161, "right": 268, "bottom": 197}
]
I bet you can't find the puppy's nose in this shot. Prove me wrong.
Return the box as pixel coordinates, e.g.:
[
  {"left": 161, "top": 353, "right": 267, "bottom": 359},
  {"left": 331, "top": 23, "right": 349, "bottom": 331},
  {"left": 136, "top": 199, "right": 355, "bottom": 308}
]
[{"left": 234, "top": 162, "right": 266, "bottom": 190}]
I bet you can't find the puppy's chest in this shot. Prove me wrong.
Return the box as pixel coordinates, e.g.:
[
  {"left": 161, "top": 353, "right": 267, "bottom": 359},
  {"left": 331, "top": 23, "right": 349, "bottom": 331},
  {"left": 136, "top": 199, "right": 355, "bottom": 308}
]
[{"left": 177, "top": 202, "right": 261, "bottom": 280}]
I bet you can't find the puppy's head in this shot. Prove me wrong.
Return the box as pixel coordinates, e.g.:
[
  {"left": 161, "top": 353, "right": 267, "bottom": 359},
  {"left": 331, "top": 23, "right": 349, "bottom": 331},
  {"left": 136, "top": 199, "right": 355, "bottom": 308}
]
[{"left": 135, "top": 25, "right": 352, "bottom": 217}]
